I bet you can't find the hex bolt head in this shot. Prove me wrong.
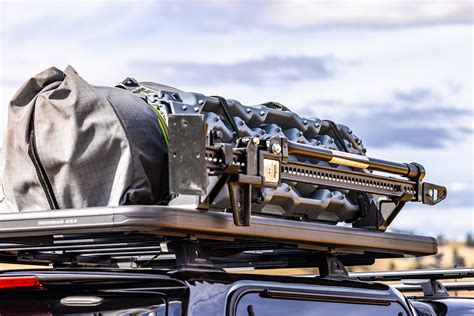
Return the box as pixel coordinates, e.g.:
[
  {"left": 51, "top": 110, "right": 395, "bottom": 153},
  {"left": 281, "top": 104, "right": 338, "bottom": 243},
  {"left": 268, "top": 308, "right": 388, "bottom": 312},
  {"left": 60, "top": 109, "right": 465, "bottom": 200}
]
[
  {"left": 271, "top": 143, "right": 282, "bottom": 154},
  {"left": 181, "top": 105, "right": 188, "bottom": 111},
  {"left": 356, "top": 139, "right": 362, "bottom": 145},
  {"left": 198, "top": 99, "right": 205, "bottom": 105},
  {"left": 315, "top": 122, "right": 321, "bottom": 127},
  {"left": 252, "top": 137, "right": 260, "bottom": 145},
  {"left": 259, "top": 110, "right": 265, "bottom": 116},
  {"left": 347, "top": 129, "right": 352, "bottom": 134},
  {"left": 246, "top": 108, "right": 252, "bottom": 113},
  {"left": 193, "top": 106, "right": 199, "bottom": 112},
  {"left": 303, "top": 119, "right": 308, "bottom": 125}
]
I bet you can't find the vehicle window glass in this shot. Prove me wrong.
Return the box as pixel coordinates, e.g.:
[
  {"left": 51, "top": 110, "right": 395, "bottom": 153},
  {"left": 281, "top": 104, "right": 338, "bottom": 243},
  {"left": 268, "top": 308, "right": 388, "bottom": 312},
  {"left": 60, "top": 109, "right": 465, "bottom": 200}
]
[{"left": 236, "top": 293, "right": 408, "bottom": 316}]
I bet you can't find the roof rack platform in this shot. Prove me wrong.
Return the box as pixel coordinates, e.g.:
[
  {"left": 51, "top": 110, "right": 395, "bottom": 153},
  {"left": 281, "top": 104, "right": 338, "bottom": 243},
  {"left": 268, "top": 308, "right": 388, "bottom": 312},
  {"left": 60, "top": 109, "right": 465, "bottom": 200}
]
[{"left": 0, "top": 206, "right": 437, "bottom": 269}]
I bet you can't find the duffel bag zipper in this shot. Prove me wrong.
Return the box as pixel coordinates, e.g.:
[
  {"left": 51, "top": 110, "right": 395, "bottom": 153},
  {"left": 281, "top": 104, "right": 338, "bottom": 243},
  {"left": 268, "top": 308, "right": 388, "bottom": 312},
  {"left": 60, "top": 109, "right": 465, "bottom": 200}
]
[{"left": 28, "top": 122, "right": 59, "bottom": 210}]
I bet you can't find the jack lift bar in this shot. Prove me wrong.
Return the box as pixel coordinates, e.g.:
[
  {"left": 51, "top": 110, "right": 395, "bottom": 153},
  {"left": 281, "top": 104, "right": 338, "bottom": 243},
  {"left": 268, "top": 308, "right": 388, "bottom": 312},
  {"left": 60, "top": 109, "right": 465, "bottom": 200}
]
[{"left": 169, "top": 114, "right": 447, "bottom": 229}]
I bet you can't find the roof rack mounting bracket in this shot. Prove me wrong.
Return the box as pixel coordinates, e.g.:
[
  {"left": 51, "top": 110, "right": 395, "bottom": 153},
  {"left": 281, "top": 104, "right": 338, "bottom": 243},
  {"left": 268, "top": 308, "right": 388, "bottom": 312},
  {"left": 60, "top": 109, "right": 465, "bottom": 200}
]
[
  {"left": 167, "top": 240, "right": 215, "bottom": 270},
  {"left": 316, "top": 254, "right": 349, "bottom": 278},
  {"left": 403, "top": 279, "right": 449, "bottom": 297}
]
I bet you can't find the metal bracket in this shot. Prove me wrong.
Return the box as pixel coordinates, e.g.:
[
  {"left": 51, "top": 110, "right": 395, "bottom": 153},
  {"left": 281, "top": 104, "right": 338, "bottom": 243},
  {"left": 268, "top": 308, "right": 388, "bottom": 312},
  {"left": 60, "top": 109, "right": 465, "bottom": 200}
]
[
  {"left": 316, "top": 254, "right": 349, "bottom": 278},
  {"left": 403, "top": 279, "right": 449, "bottom": 297},
  {"left": 167, "top": 240, "right": 214, "bottom": 269},
  {"left": 422, "top": 182, "right": 447, "bottom": 205},
  {"left": 169, "top": 115, "right": 207, "bottom": 195}
]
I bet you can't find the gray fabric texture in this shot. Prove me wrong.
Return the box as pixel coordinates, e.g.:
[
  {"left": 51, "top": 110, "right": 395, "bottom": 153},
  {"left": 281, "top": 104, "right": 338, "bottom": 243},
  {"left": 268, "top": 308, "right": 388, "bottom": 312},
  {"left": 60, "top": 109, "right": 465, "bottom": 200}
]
[{"left": 0, "top": 66, "right": 168, "bottom": 212}]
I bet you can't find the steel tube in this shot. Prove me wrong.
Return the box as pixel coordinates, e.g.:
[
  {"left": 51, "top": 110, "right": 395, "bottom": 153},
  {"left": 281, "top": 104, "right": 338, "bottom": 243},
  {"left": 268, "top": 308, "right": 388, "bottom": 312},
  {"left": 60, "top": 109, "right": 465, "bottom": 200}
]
[{"left": 287, "top": 141, "right": 419, "bottom": 178}]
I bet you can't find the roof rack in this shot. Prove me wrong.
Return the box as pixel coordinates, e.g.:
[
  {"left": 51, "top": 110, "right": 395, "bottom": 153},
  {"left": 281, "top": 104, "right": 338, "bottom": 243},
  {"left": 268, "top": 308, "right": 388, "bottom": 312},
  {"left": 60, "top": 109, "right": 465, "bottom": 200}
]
[
  {"left": 350, "top": 268, "right": 474, "bottom": 297},
  {"left": 0, "top": 206, "right": 437, "bottom": 272}
]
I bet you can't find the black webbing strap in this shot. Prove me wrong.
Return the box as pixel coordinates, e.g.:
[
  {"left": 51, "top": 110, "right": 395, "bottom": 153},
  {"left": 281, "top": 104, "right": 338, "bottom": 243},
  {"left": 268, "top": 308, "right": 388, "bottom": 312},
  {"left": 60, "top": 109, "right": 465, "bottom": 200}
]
[
  {"left": 212, "top": 96, "right": 239, "bottom": 141},
  {"left": 325, "top": 120, "right": 349, "bottom": 152}
]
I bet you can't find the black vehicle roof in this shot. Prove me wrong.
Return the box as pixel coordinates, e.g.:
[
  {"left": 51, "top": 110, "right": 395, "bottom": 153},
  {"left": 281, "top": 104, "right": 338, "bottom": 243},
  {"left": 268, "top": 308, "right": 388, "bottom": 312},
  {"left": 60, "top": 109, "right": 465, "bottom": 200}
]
[{"left": 0, "top": 267, "right": 390, "bottom": 292}]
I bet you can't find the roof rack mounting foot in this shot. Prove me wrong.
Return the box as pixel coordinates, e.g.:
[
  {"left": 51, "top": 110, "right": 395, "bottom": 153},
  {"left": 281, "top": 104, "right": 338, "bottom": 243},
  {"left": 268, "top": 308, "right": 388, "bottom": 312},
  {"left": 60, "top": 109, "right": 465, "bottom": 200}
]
[
  {"left": 167, "top": 240, "right": 216, "bottom": 270},
  {"left": 403, "top": 279, "right": 449, "bottom": 297},
  {"left": 316, "top": 254, "right": 349, "bottom": 278}
]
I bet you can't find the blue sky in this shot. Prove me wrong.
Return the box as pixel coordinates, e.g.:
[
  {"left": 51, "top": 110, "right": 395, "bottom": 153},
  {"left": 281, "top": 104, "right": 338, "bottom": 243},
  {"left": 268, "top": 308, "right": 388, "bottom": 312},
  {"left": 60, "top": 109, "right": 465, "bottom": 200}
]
[{"left": 0, "top": 0, "right": 472, "bottom": 239}]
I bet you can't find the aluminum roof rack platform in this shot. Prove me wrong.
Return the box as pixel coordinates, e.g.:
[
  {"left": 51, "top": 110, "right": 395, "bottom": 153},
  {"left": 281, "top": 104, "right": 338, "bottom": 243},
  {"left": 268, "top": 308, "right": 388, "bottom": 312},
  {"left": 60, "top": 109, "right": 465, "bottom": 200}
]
[{"left": 0, "top": 206, "right": 436, "bottom": 269}]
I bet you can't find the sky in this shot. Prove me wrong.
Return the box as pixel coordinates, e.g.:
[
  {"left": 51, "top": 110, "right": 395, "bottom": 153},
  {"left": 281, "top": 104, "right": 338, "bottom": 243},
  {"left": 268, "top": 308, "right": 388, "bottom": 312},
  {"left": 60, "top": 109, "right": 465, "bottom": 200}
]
[{"left": 0, "top": 0, "right": 472, "bottom": 239}]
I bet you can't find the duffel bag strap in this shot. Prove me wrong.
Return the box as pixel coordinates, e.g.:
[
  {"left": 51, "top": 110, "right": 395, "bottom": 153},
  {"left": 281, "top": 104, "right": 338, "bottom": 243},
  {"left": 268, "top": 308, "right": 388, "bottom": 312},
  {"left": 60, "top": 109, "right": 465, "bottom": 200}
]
[{"left": 117, "top": 78, "right": 169, "bottom": 147}]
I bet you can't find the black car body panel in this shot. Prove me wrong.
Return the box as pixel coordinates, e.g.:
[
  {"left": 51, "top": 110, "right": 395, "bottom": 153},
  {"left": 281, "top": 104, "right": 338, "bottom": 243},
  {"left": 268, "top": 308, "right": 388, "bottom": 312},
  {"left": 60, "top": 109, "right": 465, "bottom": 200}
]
[{"left": 0, "top": 269, "right": 416, "bottom": 315}]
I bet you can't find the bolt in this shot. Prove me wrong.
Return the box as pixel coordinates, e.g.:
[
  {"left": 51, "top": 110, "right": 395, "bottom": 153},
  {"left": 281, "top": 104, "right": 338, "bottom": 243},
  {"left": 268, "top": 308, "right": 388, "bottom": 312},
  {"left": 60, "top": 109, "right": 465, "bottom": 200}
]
[
  {"left": 328, "top": 192, "right": 333, "bottom": 198},
  {"left": 356, "top": 139, "right": 362, "bottom": 145},
  {"left": 271, "top": 143, "right": 282, "bottom": 154},
  {"left": 198, "top": 99, "right": 205, "bottom": 105},
  {"left": 242, "top": 137, "right": 250, "bottom": 144},
  {"left": 347, "top": 128, "right": 352, "bottom": 134},
  {"left": 315, "top": 122, "right": 321, "bottom": 127},
  {"left": 213, "top": 130, "right": 223, "bottom": 139},
  {"left": 181, "top": 105, "right": 187, "bottom": 111},
  {"left": 172, "top": 93, "right": 179, "bottom": 100},
  {"left": 303, "top": 119, "right": 308, "bottom": 125},
  {"left": 259, "top": 110, "right": 265, "bottom": 116},
  {"left": 252, "top": 137, "right": 260, "bottom": 145},
  {"left": 339, "top": 194, "right": 345, "bottom": 200},
  {"left": 246, "top": 108, "right": 252, "bottom": 113},
  {"left": 193, "top": 106, "right": 199, "bottom": 112},
  {"left": 298, "top": 131, "right": 303, "bottom": 137}
]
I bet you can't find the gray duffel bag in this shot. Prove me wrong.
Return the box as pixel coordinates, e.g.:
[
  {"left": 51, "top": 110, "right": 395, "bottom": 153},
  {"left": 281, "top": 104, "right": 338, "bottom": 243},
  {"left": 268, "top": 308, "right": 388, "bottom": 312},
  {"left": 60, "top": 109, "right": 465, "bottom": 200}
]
[{"left": 0, "top": 66, "right": 169, "bottom": 212}]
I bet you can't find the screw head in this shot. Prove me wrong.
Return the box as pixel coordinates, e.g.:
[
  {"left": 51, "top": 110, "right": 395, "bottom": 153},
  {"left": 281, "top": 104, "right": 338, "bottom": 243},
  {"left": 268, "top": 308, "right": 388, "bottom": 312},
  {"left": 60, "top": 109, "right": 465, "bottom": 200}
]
[
  {"left": 303, "top": 119, "right": 308, "bottom": 125},
  {"left": 246, "top": 108, "right": 252, "bottom": 113},
  {"left": 252, "top": 137, "right": 260, "bottom": 145},
  {"left": 193, "top": 106, "right": 199, "bottom": 112},
  {"left": 259, "top": 110, "right": 265, "bottom": 116},
  {"left": 271, "top": 143, "right": 282, "bottom": 154},
  {"left": 181, "top": 105, "right": 187, "bottom": 111},
  {"left": 315, "top": 122, "right": 321, "bottom": 127},
  {"left": 198, "top": 99, "right": 205, "bottom": 105}
]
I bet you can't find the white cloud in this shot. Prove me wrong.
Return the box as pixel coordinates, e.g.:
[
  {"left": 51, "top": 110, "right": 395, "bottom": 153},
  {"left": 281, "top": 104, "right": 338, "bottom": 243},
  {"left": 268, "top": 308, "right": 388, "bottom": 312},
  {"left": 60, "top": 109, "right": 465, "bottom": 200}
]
[{"left": 260, "top": 0, "right": 473, "bottom": 29}]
